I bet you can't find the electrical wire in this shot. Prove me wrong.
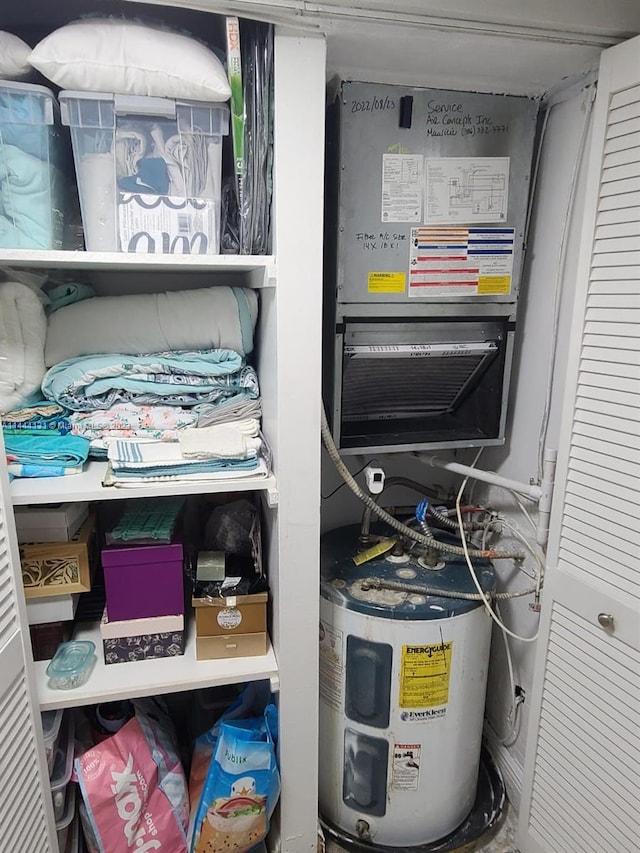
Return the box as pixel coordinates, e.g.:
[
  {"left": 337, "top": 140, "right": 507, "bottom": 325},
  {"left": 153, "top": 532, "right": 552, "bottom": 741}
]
[
  {"left": 537, "top": 84, "right": 596, "bottom": 481},
  {"left": 456, "top": 450, "right": 539, "bottom": 642},
  {"left": 321, "top": 458, "right": 379, "bottom": 500},
  {"left": 494, "top": 601, "right": 523, "bottom": 747},
  {"left": 321, "top": 404, "right": 525, "bottom": 560},
  {"left": 513, "top": 494, "right": 537, "bottom": 532}
]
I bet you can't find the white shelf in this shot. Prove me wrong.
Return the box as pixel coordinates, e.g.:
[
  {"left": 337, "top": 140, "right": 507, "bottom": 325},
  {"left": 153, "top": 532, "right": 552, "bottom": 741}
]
[
  {"left": 1, "top": 249, "right": 276, "bottom": 279},
  {"left": 36, "top": 621, "right": 279, "bottom": 711},
  {"left": 10, "top": 461, "right": 279, "bottom": 506}
]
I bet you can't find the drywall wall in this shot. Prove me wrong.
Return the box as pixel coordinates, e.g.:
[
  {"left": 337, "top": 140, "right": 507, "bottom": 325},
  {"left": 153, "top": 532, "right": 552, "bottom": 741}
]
[{"left": 478, "top": 86, "right": 595, "bottom": 808}]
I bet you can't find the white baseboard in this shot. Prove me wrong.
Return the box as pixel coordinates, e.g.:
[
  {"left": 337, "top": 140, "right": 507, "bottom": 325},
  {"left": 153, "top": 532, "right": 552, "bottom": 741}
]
[{"left": 484, "top": 725, "right": 523, "bottom": 814}]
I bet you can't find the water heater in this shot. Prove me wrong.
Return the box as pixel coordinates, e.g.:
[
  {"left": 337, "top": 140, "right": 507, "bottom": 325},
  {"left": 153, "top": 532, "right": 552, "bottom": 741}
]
[
  {"left": 324, "top": 81, "right": 539, "bottom": 454},
  {"left": 319, "top": 526, "right": 496, "bottom": 848}
]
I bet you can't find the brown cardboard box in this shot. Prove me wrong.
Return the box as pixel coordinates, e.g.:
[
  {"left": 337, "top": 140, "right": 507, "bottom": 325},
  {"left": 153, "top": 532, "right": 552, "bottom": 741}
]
[
  {"left": 192, "top": 592, "right": 267, "bottom": 637},
  {"left": 195, "top": 632, "right": 268, "bottom": 661},
  {"left": 20, "top": 514, "right": 95, "bottom": 598}
]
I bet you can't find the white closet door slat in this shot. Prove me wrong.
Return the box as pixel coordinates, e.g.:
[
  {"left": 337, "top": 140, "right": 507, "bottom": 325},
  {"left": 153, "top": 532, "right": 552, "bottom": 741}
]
[
  {"left": 600, "top": 163, "right": 640, "bottom": 184},
  {"left": 590, "top": 263, "right": 640, "bottom": 280},
  {"left": 595, "top": 203, "right": 640, "bottom": 224},
  {"left": 605, "top": 114, "right": 640, "bottom": 138},
  {"left": 562, "top": 502, "right": 640, "bottom": 555},
  {"left": 587, "top": 291, "right": 640, "bottom": 307},
  {"left": 609, "top": 85, "right": 640, "bottom": 110},
  {"left": 0, "top": 435, "right": 54, "bottom": 852},
  {"left": 598, "top": 188, "right": 640, "bottom": 209},
  {"left": 582, "top": 333, "right": 638, "bottom": 351},
  {"left": 603, "top": 129, "right": 640, "bottom": 155},
  {"left": 594, "top": 220, "right": 640, "bottom": 240},
  {"left": 577, "top": 383, "right": 640, "bottom": 410},
  {"left": 578, "top": 368, "right": 639, "bottom": 394},
  {"left": 579, "top": 356, "right": 639, "bottom": 379},
  {"left": 602, "top": 147, "right": 640, "bottom": 169},
  {"left": 572, "top": 421, "right": 639, "bottom": 459},
  {"left": 571, "top": 442, "right": 640, "bottom": 482}
]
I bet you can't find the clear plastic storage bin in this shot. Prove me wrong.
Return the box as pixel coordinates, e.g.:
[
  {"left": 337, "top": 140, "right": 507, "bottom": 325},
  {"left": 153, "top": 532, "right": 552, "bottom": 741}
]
[
  {"left": 0, "top": 81, "right": 69, "bottom": 249},
  {"left": 55, "top": 782, "right": 76, "bottom": 852},
  {"left": 50, "top": 712, "right": 75, "bottom": 822},
  {"left": 41, "top": 708, "right": 65, "bottom": 774},
  {"left": 59, "top": 91, "right": 229, "bottom": 254}
]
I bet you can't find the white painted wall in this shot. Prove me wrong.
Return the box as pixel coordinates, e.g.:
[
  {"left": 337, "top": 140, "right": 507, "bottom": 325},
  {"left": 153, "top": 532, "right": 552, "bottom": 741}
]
[{"left": 478, "top": 86, "right": 596, "bottom": 807}]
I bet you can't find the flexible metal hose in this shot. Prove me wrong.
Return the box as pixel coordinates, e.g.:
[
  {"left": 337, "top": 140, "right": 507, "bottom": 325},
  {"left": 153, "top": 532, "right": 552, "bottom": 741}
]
[
  {"left": 427, "top": 503, "right": 484, "bottom": 532},
  {"left": 321, "top": 405, "right": 525, "bottom": 561},
  {"left": 360, "top": 576, "right": 537, "bottom": 601}
]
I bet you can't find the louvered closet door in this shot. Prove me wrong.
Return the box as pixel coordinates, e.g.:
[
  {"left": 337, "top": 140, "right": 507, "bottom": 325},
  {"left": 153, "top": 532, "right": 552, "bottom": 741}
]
[
  {"left": 518, "top": 33, "right": 640, "bottom": 853},
  {"left": 0, "top": 435, "right": 57, "bottom": 851}
]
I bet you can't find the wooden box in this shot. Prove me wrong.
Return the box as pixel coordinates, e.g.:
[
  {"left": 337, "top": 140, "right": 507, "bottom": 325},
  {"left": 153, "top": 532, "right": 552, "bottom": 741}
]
[
  {"left": 195, "top": 632, "right": 268, "bottom": 661},
  {"left": 192, "top": 592, "right": 267, "bottom": 660},
  {"left": 20, "top": 514, "right": 95, "bottom": 599},
  {"left": 192, "top": 592, "right": 267, "bottom": 637}
]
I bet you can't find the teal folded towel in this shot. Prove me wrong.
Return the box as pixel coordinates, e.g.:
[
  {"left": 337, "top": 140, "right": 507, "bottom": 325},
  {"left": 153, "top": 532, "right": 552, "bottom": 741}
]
[{"left": 4, "top": 433, "right": 90, "bottom": 468}]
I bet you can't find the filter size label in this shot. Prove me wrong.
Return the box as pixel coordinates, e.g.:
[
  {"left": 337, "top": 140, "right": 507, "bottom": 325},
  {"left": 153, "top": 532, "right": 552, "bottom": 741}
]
[{"left": 400, "top": 642, "right": 453, "bottom": 710}]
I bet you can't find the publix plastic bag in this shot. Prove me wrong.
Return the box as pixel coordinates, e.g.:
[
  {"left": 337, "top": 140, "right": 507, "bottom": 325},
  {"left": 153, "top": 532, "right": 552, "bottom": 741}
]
[
  {"left": 76, "top": 698, "right": 189, "bottom": 853},
  {"left": 189, "top": 690, "right": 279, "bottom": 853}
]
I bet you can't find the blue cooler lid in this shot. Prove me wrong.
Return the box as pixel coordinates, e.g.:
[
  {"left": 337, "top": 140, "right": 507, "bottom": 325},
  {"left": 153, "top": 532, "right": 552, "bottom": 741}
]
[{"left": 321, "top": 524, "right": 496, "bottom": 620}]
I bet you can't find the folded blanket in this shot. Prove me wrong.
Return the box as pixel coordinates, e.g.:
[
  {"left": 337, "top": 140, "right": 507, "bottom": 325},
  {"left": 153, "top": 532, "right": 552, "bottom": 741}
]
[
  {"left": 0, "top": 144, "right": 63, "bottom": 249},
  {"left": 4, "top": 432, "right": 90, "bottom": 468},
  {"left": 43, "top": 350, "right": 259, "bottom": 413},
  {"left": 70, "top": 403, "right": 197, "bottom": 441},
  {"left": 44, "top": 286, "right": 258, "bottom": 366},
  {"left": 195, "top": 396, "right": 262, "bottom": 428},
  {"left": 0, "top": 282, "right": 47, "bottom": 414}
]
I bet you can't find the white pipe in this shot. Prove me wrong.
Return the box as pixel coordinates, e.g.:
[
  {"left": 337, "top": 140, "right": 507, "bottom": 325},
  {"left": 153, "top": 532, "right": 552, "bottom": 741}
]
[
  {"left": 536, "top": 449, "right": 558, "bottom": 547},
  {"left": 418, "top": 454, "right": 542, "bottom": 501}
]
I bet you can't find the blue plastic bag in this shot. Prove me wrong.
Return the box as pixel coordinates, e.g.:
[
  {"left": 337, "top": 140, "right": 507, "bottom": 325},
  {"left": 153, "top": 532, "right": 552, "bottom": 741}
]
[{"left": 189, "top": 692, "right": 279, "bottom": 853}]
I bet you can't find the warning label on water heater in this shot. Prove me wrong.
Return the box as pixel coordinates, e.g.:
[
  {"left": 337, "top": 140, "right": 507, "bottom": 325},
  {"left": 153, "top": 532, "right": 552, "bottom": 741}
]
[
  {"left": 400, "top": 642, "right": 453, "bottom": 711},
  {"left": 392, "top": 743, "right": 422, "bottom": 791},
  {"left": 319, "top": 620, "right": 344, "bottom": 711}
]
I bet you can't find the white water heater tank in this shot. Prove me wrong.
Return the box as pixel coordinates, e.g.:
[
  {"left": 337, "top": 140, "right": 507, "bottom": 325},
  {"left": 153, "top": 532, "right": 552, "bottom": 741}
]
[{"left": 319, "top": 527, "right": 495, "bottom": 848}]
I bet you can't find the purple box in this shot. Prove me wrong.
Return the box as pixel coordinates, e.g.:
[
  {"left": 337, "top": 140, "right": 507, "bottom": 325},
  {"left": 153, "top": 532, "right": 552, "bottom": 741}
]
[{"left": 101, "top": 540, "right": 184, "bottom": 621}]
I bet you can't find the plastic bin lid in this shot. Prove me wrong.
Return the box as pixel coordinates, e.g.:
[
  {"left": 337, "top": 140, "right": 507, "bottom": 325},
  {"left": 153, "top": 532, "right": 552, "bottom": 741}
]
[
  {"left": 0, "top": 79, "right": 57, "bottom": 100},
  {"left": 41, "top": 708, "right": 64, "bottom": 749},
  {"left": 59, "top": 89, "right": 230, "bottom": 114},
  {"left": 0, "top": 80, "right": 58, "bottom": 124},
  {"left": 50, "top": 712, "right": 75, "bottom": 793},
  {"left": 55, "top": 780, "right": 76, "bottom": 832}
]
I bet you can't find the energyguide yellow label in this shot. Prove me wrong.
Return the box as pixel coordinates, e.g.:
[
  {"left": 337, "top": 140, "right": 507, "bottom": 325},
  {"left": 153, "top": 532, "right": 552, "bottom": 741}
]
[{"left": 400, "top": 642, "right": 453, "bottom": 709}]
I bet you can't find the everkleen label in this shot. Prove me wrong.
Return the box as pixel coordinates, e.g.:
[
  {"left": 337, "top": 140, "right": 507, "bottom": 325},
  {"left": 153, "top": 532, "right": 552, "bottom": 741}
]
[
  {"left": 368, "top": 271, "right": 406, "bottom": 293},
  {"left": 400, "top": 642, "right": 453, "bottom": 710}
]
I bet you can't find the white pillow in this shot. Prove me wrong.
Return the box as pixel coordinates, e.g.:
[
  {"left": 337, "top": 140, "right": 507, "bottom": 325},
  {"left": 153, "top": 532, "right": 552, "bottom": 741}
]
[
  {"left": 0, "top": 32, "right": 32, "bottom": 80},
  {"left": 29, "top": 19, "right": 231, "bottom": 102}
]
